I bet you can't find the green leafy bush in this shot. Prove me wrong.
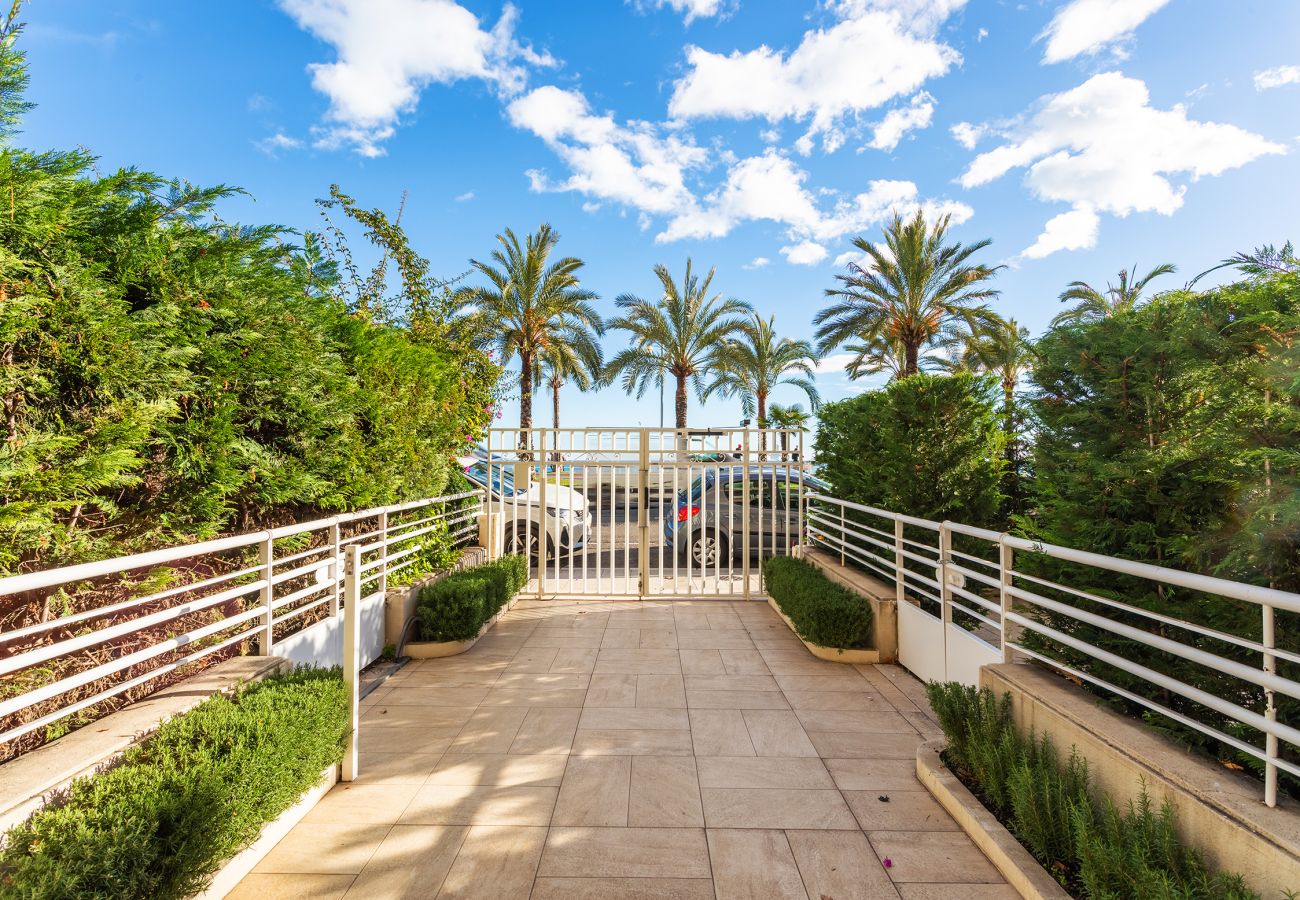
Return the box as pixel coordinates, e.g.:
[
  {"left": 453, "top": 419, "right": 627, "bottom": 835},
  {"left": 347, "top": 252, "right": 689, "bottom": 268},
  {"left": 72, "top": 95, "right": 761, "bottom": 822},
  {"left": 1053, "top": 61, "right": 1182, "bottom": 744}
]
[
  {"left": 0, "top": 668, "right": 348, "bottom": 900},
  {"left": 763, "top": 556, "right": 872, "bottom": 649},
  {"left": 925, "top": 682, "right": 1258, "bottom": 898},
  {"left": 413, "top": 556, "right": 527, "bottom": 643}
]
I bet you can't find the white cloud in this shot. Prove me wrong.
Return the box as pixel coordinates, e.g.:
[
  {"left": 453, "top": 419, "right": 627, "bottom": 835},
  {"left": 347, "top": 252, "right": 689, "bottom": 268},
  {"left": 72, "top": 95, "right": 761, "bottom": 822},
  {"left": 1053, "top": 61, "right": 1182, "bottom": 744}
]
[
  {"left": 950, "top": 121, "right": 986, "bottom": 149},
  {"left": 645, "top": 0, "right": 731, "bottom": 24},
  {"left": 833, "top": 249, "right": 867, "bottom": 267},
  {"left": 667, "top": 3, "right": 961, "bottom": 154},
  {"left": 255, "top": 132, "right": 302, "bottom": 156},
  {"left": 743, "top": 256, "right": 771, "bottom": 269},
  {"left": 1039, "top": 0, "right": 1171, "bottom": 65},
  {"left": 278, "top": 0, "right": 554, "bottom": 156},
  {"left": 977, "top": 27, "right": 988, "bottom": 41},
  {"left": 658, "top": 149, "right": 821, "bottom": 241},
  {"left": 961, "top": 72, "right": 1284, "bottom": 256},
  {"left": 509, "top": 85, "right": 706, "bottom": 216},
  {"left": 781, "top": 240, "right": 830, "bottom": 265},
  {"left": 866, "top": 92, "right": 934, "bottom": 151},
  {"left": 454, "top": 190, "right": 475, "bottom": 202},
  {"left": 1021, "top": 206, "right": 1099, "bottom": 259},
  {"left": 1255, "top": 65, "right": 1300, "bottom": 91}
]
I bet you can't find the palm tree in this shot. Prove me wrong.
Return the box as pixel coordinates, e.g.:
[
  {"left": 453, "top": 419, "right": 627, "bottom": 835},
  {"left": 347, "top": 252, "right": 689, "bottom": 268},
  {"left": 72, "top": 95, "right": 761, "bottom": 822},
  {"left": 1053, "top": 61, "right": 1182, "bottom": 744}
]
[
  {"left": 767, "top": 402, "right": 811, "bottom": 460},
  {"left": 605, "top": 259, "right": 751, "bottom": 430},
  {"left": 537, "top": 329, "right": 603, "bottom": 430},
  {"left": 1050, "top": 262, "right": 1175, "bottom": 328},
  {"left": 704, "top": 313, "right": 819, "bottom": 451},
  {"left": 815, "top": 209, "right": 1003, "bottom": 379},
  {"left": 842, "top": 334, "right": 950, "bottom": 382},
  {"left": 453, "top": 225, "right": 602, "bottom": 446}
]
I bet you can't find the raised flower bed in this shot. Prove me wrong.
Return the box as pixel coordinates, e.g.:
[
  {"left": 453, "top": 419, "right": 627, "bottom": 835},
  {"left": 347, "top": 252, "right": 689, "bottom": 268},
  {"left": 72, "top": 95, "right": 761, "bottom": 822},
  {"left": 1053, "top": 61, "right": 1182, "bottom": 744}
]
[
  {"left": 763, "top": 555, "right": 876, "bottom": 662},
  {"left": 403, "top": 556, "right": 528, "bottom": 658}
]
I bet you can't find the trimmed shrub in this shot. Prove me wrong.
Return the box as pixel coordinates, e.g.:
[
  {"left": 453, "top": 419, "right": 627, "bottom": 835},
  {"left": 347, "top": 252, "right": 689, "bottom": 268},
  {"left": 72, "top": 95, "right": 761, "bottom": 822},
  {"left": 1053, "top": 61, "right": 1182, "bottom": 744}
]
[
  {"left": 413, "top": 555, "right": 527, "bottom": 643},
  {"left": 0, "top": 668, "right": 348, "bottom": 900},
  {"left": 763, "top": 556, "right": 872, "bottom": 649},
  {"left": 925, "top": 682, "right": 1258, "bottom": 898}
]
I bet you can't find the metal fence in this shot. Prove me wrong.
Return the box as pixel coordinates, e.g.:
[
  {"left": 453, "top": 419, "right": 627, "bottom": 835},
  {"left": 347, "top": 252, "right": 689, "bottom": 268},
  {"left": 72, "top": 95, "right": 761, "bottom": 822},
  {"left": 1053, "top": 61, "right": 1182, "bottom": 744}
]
[
  {"left": 804, "top": 492, "right": 1300, "bottom": 808},
  {"left": 0, "top": 490, "right": 481, "bottom": 758}
]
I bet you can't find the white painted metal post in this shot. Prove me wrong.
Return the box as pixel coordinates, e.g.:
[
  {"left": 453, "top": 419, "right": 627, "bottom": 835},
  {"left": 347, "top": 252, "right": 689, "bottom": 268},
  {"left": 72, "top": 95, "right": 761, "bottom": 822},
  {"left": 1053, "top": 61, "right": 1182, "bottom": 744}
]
[
  {"left": 377, "top": 510, "right": 389, "bottom": 597},
  {"left": 342, "top": 544, "right": 362, "bottom": 782},
  {"left": 741, "top": 430, "right": 752, "bottom": 600},
  {"left": 329, "top": 519, "right": 342, "bottom": 617},
  {"left": 1263, "top": 603, "right": 1278, "bottom": 807},
  {"left": 258, "top": 532, "right": 275, "bottom": 655},
  {"left": 939, "top": 523, "right": 952, "bottom": 681},
  {"left": 538, "top": 431, "right": 547, "bottom": 600},
  {"left": 839, "top": 505, "right": 846, "bottom": 566},
  {"left": 638, "top": 429, "right": 650, "bottom": 599},
  {"left": 893, "top": 519, "right": 905, "bottom": 605},
  {"left": 999, "top": 537, "right": 1014, "bottom": 664}
]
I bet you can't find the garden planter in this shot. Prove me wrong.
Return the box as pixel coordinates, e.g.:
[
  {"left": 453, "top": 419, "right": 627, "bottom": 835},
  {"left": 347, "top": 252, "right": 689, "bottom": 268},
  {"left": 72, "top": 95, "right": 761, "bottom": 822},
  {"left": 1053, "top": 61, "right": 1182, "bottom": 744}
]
[
  {"left": 767, "top": 596, "right": 882, "bottom": 663},
  {"left": 915, "top": 738, "right": 1071, "bottom": 900},
  {"left": 384, "top": 547, "right": 487, "bottom": 646},
  {"left": 402, "top": 593, "right": 520, "bottom": 659}
]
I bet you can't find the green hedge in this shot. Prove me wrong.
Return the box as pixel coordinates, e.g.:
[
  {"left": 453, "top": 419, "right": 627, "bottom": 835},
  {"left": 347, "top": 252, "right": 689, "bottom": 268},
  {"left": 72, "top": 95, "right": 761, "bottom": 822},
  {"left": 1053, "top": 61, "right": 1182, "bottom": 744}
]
[
  {"left": 414, "top": 555, "right": 527, "bottom": 642},
  {"left": 763, "top": 556, "right": 872, "bottom": 649},
  {"left": 926, "top": 682, "right": 1258, "bottom": 898},
  {"left": 0, "top": 668, "right": 348, "bottom": 900}
]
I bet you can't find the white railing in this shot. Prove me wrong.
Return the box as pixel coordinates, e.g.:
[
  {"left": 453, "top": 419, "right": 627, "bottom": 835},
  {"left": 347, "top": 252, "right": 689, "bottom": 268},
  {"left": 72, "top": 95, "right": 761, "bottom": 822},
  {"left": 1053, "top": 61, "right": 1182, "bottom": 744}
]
[
  {"left": 0, "top": 489, "right": 483, "bottom": 756},
  {"left": 805, "top": 492, "right": 1300, "bottom": 808}
]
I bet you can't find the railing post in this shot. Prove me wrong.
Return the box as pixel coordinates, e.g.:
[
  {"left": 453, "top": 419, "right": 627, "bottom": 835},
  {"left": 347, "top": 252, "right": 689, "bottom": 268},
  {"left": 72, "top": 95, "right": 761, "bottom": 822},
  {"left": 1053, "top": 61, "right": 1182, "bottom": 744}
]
[
  {"left": 839, "top": 504, "right": 846, "bottom": 566},
  {"left": 742, "top": 430, "right": 752, "bottom": 600},
  {"left": 893, "top": 518, "right": 905, "bottom": 605},
  {"left": 999, "top": 537, "right": 1014, "bottom": 664},
  {"left": 377, "top": 510, "right": 389, "bottom": 597},
  {"left": 638, "top": 428, "right": 650, "bottom": 600},
  {"left": 328, "top": 518, "right": 341, "bottom": 617},
  {"left": 1263, "top": 603, "right": 1278, "bottom": 807},
  {"left": 939, "top": 522, "right": 952, "bottom": 680},
  {"left": 342, "top": 544, "right": 362, "bottom": 782},
  {"left": 257, "top": 531, "right": 275, "bottom": 655}
]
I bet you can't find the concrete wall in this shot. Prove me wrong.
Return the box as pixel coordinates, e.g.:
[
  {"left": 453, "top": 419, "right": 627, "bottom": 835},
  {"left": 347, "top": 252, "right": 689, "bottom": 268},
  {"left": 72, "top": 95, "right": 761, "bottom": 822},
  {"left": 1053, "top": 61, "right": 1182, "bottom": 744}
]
[{"left": 983, "top": 662, "right": 1300, "bottom": 898}]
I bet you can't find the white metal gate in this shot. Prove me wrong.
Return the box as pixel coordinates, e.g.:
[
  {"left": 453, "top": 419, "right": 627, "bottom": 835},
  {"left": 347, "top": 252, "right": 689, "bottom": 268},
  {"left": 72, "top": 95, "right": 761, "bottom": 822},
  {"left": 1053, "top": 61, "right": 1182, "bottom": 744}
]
[{"left": 476, "top": 427, "right": 807, "bottom": 599}]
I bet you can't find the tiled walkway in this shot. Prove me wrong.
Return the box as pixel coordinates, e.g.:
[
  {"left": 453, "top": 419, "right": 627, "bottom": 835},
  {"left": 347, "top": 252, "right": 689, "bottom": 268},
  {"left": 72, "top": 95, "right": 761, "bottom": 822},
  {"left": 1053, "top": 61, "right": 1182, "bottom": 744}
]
[{"left": 232, "top": 599, "right": 1014, "bottom": 900}]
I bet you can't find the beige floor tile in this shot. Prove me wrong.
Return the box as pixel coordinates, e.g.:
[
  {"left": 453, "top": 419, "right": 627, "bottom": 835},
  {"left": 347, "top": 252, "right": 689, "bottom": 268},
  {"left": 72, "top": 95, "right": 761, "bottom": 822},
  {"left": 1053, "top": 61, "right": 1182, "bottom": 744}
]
[
  {"left": 383, "top": 686, "right": 491, "bottom": 707},
  {"left": 552, "top": 756, "right": 631, "bottom": 826},
  {"left": 254, "top": 822, "right": 391, "bottom": 874},
  {"left": 806, "top": 731, "right": 920, "bottom": 759},
  {"left": 580, "top": 707, "right": 689, "bottom": 730},
  {"left": 344, "top": 825, "right": 468, "bottom": 898},
  {"left": 435, "top": 825, "right": 547, "bottom": 900},
  {"left": 228, "top": 873, "right": 356, "bottom": 899},
  {"left": 629, "top": 756, "right": 704, "bottom": 827},
  {"left": 636, "top": 673, "right": 687, "bottom": 707},
  {"left": 687, "top": 689, "right": 790, "bottom": 709},
  {"left": 866, "top": 831, "right": 1003, "bottom": 884},
  {"left": 501, "top": 647, "right": 559, "bottom": 673},
  {"left": 774, "top": 674, "right": 871, "bottom": 693},
  {"left": 784, "top": 690, "right": 887, "bottom": 711},
  {"left": 586, "top": 673, "right": 638, "bottom": 707},
  {"left": 897, "top": 885, "right": 1018, "bottom": 899},
  {"left": 399, "top": 783, "right": 558, "bottom": 826},
  {"left": 824, "top": 759, "right": 921, "bottom": 792},
  {"left": 509, "top": 707, "right": 581, "bottom": 754},
  {"left": 302, "top": 783, "right": 420, "bottom": 825},
  {"left": 717, "top": 649, "right": 771, "bottom": 674},
  {"left": 740, "top": 709, "right": 818, "bottom": 757},
  {"left": 551, "top": 648, "right": 600, "bottom": 673},
  {"left": 526, "top": 631, "right": 605, "bottom": 648},
  {"left": 594, "top": 649, "right": 683, "bottom": 674},
  {"left": 531, "top": 878, "right": 715, "bottom": 900},
  {"left": 427, "top": 753, "right": 568, "bottom": 786},
  {"left": 845, "top": 791, "right": 959, "bottom": 832},
  {"left": 448, "top": 708, "right": 529, "bottom": 753},
  {"left": 354, "top": 752, "right": 445, "bottom": 786},
  {"left": 479, "top": 688, "right": 588, "bottom": 707},
  {"left": 677, "top": 630, "right": 755, "bottom": 650},
  {"left": 679, "top": 649, "right": 727, "bottom": 674},
  {"left": 572, "top": 728, "right": 695, "bottom": 756},
  {"left": 602, "top": 628, "right": 641, "bottom": 648},
  {"left": 361, "top": 705, "right": 475, "bottom": 729},
  {"left": 706, "top": 829, "right": 807, "bottom": 900},
  {"left": 493, "top": 672, "right": 590, "bottom": 689},
  {"left": 539, "top": 827, "right": 712, "bottom": 878},
  {"left": 688, "top": 708, "right": 755, "bottom": 756},
  {"left": 793, "top": 708, "right": 916, "bottom": 734},
  {"left": 684, "top": 674, "right": 779, "bottom": 692},
  {"left": 701, "top": 787, "right": 857, "bottom": 829},
  {"left": 695, "top": 756, "right": 832, "bottom": 790},
  {"left": 638, "top": 627, "right": 679, "bottom": 649},
  {"left": 785, "top": 829, "right": 901, "bottom": 900},
  {"left": 361, "top": 726, "right": 459, "bottom": 755}
]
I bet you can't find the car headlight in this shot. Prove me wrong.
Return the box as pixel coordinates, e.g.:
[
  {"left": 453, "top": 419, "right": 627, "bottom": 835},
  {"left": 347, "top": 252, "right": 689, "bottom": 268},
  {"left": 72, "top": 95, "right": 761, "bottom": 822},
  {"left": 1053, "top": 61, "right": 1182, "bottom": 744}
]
[{"left": 556, "top": 508, "right": 570, "bottom": 520}]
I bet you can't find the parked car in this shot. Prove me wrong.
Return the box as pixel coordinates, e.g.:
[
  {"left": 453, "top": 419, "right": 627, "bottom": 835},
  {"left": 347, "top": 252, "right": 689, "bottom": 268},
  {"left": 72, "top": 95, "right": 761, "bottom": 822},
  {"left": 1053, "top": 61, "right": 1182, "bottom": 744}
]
[
  {"left": 663, "top": 468, "right": 831, "bottom": 565},
  {"left": 463, "top": 458, "right": 592, "bottom": 560}
]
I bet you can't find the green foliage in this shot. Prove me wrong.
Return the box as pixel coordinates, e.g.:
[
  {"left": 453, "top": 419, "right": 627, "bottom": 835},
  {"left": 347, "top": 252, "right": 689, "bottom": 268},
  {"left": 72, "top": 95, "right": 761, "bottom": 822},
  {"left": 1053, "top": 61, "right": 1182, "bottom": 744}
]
[
  {"left": 0, "top": 36, "right": 499, "bottom": 573},
  {"left": 814, "top": 371, "right": 1007, "bottom": 527},
  {"left": 763, "top": 556, "right": 872, "bottom": 649},
  {"left": 925, "top": 682, "right": 1258, "bottom": 899},
  {"left": 0, "top": 668, "right": 349, "bottom": 900},
  {"left": 414, "top": 556, "right": 526, "bottom": 643}
]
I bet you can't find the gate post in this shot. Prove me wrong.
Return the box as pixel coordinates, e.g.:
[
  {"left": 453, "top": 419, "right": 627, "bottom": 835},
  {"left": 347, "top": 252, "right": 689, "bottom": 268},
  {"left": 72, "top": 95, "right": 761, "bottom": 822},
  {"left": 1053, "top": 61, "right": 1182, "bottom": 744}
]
[
  {"left": 741, "top": 430, "right": 751, "bottom": 600},
  {"left": 638, "top": 429, "right": 650, "bottom": 600},
  {"left": 342, "top": 544, "right": 362, "bottom": 782}
]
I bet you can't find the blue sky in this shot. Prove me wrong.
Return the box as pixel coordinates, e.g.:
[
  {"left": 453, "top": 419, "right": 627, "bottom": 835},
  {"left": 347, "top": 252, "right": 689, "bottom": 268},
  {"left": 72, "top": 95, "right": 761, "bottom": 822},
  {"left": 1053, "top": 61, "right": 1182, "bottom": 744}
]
[{"left": 19, "top": 0, "right": 1300, "bottom": 430}]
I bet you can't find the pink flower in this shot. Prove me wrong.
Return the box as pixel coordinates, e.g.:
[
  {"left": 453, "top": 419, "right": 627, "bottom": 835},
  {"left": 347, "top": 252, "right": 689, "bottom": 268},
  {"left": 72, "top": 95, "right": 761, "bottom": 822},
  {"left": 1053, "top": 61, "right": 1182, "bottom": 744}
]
[{"left": 882, "top": 857, "right": 893, "bottom": 869}]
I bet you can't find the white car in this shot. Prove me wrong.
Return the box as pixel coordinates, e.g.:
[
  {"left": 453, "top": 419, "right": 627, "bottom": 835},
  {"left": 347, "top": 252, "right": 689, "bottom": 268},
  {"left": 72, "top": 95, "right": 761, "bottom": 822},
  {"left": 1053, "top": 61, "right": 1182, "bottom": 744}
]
[{"left": 464, "top": 459, "right": 591, "bottom": 560}]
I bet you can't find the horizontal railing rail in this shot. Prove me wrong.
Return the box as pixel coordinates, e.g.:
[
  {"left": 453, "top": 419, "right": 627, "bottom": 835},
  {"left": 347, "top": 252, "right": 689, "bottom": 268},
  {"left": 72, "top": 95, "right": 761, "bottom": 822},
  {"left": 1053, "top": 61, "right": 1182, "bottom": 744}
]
[
  {"left": 804, "top": 491, "right": 1300, "bottom": 808},
  {"left": 0, "top": 489, "right": 484, "bottom": 758}
]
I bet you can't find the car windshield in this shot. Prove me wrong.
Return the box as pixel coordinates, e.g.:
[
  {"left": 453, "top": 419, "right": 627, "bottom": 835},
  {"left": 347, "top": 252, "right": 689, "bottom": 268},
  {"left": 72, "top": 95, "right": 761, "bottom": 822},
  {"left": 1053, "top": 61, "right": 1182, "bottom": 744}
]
[{"left": 466, "top": 461, "right": 522, "bottom": 497}]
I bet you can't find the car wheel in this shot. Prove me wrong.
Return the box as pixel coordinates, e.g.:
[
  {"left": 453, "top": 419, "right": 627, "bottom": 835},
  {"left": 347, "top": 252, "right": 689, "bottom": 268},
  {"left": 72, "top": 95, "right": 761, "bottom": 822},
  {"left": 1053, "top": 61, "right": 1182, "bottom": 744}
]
[
  {"left": 506, "top": 524, "right": 551, "bottom": 561},
  {"left": 689, "top": 532, "right": 728, "bottom": 567}
]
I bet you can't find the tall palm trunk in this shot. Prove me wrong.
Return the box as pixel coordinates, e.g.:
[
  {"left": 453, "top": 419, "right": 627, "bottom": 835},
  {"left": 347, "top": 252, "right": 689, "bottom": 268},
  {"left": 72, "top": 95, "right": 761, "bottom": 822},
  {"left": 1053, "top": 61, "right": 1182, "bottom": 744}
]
[
  {"left": 757, "top": 393, "right": 767, "bottom": 455},
  {"left": 552, "top": 377, "right": 561, "bottom": 429},
  {"left": 903, "top": 340, "right": 920, "bottom": 378},
  {"left": 518, "top": 348, "right": 534, "bottom": 452},
  {"left": 674, "top": 373, "right": 688, "bottom": 430}
]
